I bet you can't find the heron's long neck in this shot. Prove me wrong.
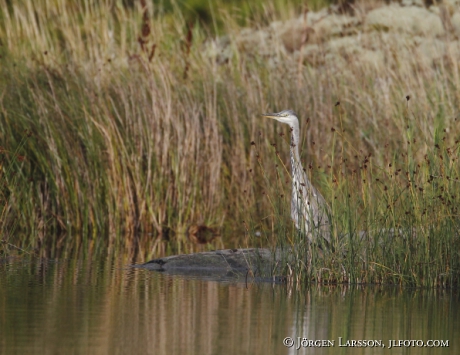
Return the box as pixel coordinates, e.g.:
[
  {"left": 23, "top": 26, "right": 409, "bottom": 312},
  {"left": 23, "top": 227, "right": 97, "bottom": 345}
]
[{"left": 289, "top": 122, "right": 301, "bottom": 170}]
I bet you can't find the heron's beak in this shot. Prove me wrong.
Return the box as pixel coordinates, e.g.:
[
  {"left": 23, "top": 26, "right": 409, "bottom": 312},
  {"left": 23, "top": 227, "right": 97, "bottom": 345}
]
[{"left": 261, "top": 113, "right": 280, "bottom": 119}]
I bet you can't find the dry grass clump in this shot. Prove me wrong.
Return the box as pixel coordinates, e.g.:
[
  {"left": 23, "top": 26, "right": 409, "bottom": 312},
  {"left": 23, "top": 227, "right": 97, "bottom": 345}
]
[{"left": 0, "top": 0, "right": 459, "bottom": 283}]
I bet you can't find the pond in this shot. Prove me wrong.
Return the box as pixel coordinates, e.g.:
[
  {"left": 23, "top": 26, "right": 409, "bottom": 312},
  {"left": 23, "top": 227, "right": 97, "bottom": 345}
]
[{"left": 0, "top": 255, "right": 458, "bottom": 355}]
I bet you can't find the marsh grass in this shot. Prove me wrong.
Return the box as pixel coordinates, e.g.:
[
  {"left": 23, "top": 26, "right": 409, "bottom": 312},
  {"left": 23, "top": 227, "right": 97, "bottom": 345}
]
[
  {"left": 0, "top": 134, "right": 31, "bottom": 255},
  {"left": 254, "top": 103, "right": 460, "bottom": 287},
  {"left": 0, "top": 0, "right": 459, "bottom": 283}
]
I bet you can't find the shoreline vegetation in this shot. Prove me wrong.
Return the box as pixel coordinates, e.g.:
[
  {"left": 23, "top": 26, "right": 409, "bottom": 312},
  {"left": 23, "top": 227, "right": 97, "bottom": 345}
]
[{"left": 0, "top": 0, "right": 459, "bottom": 286}]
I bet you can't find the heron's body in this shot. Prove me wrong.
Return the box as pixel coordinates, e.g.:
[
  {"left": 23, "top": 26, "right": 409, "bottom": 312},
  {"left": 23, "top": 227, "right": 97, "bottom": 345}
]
[{"left": 262, "top": 110, "right": 331, "bottom": 243}]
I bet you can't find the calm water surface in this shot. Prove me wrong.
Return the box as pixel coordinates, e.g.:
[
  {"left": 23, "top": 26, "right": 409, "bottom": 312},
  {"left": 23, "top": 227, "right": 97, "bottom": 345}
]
[{"left": 0, "top": 256, "right": 458, "bottom": 355}]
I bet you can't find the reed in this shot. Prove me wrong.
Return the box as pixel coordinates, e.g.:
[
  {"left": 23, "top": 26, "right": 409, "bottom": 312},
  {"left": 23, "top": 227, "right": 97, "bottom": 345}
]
[
  {"left": 0, "top": 0, "right": 459, "bottom": 286},
  {"left": 254, "top": 100, "right": 460, "bottom": 287}
]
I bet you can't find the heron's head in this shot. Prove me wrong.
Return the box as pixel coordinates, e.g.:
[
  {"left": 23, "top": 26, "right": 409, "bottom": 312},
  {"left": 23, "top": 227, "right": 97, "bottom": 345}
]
[{"left": 262, "top": 110, "right": 298, "bottom": 126}]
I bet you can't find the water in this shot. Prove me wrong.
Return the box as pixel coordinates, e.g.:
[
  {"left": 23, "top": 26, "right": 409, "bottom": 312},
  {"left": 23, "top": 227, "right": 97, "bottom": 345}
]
[{"left": 1, "top": 256, "right": 458, "bottom": 355}]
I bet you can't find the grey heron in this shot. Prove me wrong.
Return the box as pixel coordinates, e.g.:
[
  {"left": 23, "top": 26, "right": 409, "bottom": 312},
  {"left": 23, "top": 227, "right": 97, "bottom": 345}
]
[{"left": 262, "top": 110, "right": 331, "bottom": 244}]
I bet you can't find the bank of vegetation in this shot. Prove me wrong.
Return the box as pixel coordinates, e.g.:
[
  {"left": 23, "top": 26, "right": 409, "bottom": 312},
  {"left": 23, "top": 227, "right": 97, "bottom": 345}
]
[{"left": 0, "top": 0, "right": 458, "bottom": 286}]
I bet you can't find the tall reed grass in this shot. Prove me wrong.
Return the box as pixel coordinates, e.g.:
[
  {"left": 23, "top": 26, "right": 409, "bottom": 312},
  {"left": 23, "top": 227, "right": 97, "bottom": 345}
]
[
  {"left": 251, "top": 102, "right": 460, "bottom": 287},
  {"left": 0, "top": 0, "right": 459, "bottom": 285}
]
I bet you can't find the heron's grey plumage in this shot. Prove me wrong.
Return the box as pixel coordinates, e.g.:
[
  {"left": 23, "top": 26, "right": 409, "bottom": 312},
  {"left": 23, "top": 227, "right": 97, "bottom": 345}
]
[{"left": 262, "top": 110, "right": 331, "bottom": 244}]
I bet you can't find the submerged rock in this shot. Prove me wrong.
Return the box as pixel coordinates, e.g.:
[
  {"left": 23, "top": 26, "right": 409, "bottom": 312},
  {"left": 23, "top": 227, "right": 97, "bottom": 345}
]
[{"left": 135, "top": 248, "right": 288, "bottom": 282}]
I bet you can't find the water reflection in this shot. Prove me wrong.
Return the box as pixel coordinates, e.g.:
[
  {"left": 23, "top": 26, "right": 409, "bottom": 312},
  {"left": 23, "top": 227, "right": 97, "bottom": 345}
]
[{"left": 0, "top": 256, "right": 458, "bottom": 355}]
